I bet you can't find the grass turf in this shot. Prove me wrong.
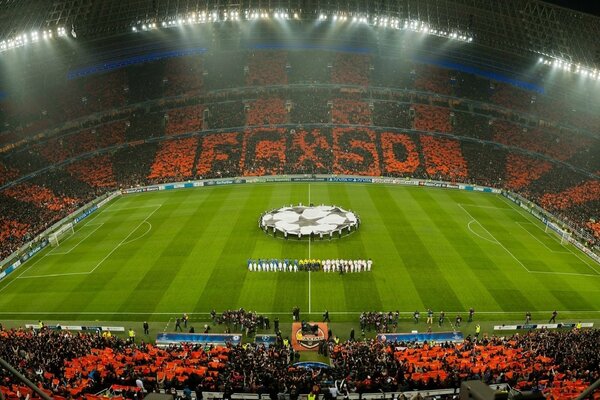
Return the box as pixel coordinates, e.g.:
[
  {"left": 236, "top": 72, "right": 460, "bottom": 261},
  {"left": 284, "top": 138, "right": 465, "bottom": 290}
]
[{"left": 0, "top": 183, "right": 599, "bottom": 326}]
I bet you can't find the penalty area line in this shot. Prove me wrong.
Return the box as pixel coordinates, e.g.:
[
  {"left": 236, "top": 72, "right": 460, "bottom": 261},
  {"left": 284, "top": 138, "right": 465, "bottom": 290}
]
[{"left": 458, "top": 204, "right": 531, "bottom": 273}]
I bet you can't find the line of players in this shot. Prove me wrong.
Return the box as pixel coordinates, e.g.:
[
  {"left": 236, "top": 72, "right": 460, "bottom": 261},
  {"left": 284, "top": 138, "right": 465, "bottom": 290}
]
[{"left": 247, "top": 258, "right": 373, "bottom": 272}]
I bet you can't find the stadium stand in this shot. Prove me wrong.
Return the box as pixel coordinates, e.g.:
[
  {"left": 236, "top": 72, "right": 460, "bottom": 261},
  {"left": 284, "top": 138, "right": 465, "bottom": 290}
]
[
  {"left": 0, "top": 50, "right": 599, "bottom": 268},
  {"left": 163, "top": 56, "right": 204, "bottom": 97},
  {"left": 246, "top": 51, "right": 288, "bottom": 86},
  {"left": 195, "top": 132, "right": 242, "bottom": 179},
  {"left": 0, "top": 327, "right": 598, "bottom": 399},
  {"left": 165, "top": 105, "right": 205, "bottom": 136},
  {"left": 331, "top": 53, "right": 371, "bottom": 86},
  {"left": 148, "top": 138, "right": 199, "bottom": 183},
  {"left": 246, "top": 98, "right": 288, "bottom": 126},
  {"left": 331, "top": 98, "right": 371, "bottom": 125},
  {"left": 66, "top": 155, "right": 117, "bottom": 189},
  {"left": 243, "top": 128, "right": 287, "bottom": 176},
  {"left": 287, "top": 129, "right": 332, "bottom": 175},
  {"left": 420, "top": 135, "right": 468, "bottom": 181}
]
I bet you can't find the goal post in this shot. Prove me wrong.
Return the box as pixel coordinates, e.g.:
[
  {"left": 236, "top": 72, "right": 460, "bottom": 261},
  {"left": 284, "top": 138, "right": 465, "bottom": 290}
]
[
  {"left": 545, "top": 221, "right": 572, "bottom": 245},
  {"left": 49, "top": 222, "right": 74, "bottom": 247}
]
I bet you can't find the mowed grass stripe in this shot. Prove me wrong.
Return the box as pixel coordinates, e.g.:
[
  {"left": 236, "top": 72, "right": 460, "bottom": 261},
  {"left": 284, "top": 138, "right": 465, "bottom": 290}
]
[
  {"left": 238, "top": 183, "right": 309, "bottom": 312},
  {"left": 404, "top": 189, "right": 504, "bottom": 312},
  {"left": 332, "top": 184, "right": 382, "bottom": 312},
  {"left": 53, "top": 197, "right": 181, "bottom": 317},
  {"left": 196, "top": 185, "right": 279, "bottom": 311},
  {"left": 0, "top": 206, "right": 148, "bottom": 314},
  {"left": 269, "top": 184, "right": 314, "bottom": 313},
  {"left": 0, "top": 184, "right": 599, "bottom": 322},
  {"left": 369, "top": 186, "right": 463, "bottom": 311},
  {"left": 111, "top": 190, "right": 224, "bottom": 316},
  {"left": 458, "top": 198, "right": 597, "bottom": 311},
  {"left": 418, "top": 189, "right": 535, "bottom": 312},
  {"left": 342, "top": 185, "right": 424, "bottom": 311},
  {"left": 150, "top": 189, "right": 241, "bottom": 314}
]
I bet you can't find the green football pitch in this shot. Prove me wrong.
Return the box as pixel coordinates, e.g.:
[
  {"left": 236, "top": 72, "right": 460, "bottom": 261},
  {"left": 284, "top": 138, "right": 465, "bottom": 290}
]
[{"left": 0, "top": 183, "right": 599, "bottom": 327}]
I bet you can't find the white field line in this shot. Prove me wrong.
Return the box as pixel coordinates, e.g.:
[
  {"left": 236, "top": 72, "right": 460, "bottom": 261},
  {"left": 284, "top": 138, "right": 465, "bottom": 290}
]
[
  {"left": 100, "top": 204, "right": 165, "bottom": 213},
  {"left": 516, "top": 222, "right": 570, "bottom": 254},
  {"left": 121, "top": 221, "right": 152, "bottom": 246},
  {"left": 529, "top": 271, "right": 600, "bottom": 278},
  {"left": 0, "top": 310, "right": 599, "bottom": 316},
  {"left": 458, "top": 203, "right": 511, "bottom": 210},
  {"left": 308, "top": 183, "right": 312, "bottom": 314},
  {"left": 89, "top": 205, "right": 161, "bottom": 275},
  {"left": 467, "top": 220, "right": 498, "bottom": 244},
  {"left": 499, "top": 196, "right": 600, "bottom": 273},
  {"left": 18, "top": 272, "right": 91, "bottom": 279},
  {"left": 0, "top": 253, "right": 50, "bottom": 293},
  {"left": 458, "top": 204, "right": 531, "bottom": 273},
  {"left": 17, "top": 205, "right": 162, "bottom": 280},
  {"left": 48, "top": 223, "right": 105, "bottom": 256}
]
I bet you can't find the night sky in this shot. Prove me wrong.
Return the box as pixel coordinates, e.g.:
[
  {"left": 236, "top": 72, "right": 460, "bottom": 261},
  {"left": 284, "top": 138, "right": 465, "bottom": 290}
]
[{"left": 544, "top": 0, "right": 600, "bottom": 17}]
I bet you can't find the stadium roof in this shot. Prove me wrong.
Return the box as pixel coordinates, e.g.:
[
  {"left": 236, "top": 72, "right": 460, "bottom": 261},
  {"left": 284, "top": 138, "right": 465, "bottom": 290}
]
[{"left": 0, "top": 0, "right": 599, "bottom": 69}]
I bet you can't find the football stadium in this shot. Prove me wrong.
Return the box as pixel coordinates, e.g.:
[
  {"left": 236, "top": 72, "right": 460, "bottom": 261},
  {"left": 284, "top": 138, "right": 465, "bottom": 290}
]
[{"left": 0, "top": 1, "right": 599, "bottom": 399}]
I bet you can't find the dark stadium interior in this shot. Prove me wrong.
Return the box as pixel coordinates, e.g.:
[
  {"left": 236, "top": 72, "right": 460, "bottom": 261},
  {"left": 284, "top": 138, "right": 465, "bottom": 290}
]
[{"left": 0, "top": 1, "right": 599, "bottom": 400}]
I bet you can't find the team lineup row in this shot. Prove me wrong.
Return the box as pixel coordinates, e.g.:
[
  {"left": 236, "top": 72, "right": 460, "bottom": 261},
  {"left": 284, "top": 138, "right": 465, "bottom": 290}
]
[{"left": 246, "top": 258, "right": 373, "bottom": 272}]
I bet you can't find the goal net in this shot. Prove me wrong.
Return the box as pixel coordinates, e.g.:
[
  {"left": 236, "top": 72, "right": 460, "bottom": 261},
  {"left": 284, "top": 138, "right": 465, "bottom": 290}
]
[
  {"left": 49, "top": 222, "right": 74, "bottom": 247},
  {"left": 545, "top": 221, "right": 572, "bottom": 245}
]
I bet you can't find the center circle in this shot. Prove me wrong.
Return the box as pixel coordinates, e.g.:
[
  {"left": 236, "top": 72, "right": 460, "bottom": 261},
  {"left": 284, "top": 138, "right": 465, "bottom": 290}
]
[{"left": 260, "top": 205, "right": 360, "bottom": 238}]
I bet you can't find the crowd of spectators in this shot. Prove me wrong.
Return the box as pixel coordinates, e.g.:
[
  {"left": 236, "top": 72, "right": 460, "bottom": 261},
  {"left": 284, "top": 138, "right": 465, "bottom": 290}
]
[
  {"left": 147, "top": 138, "right": 199, "bottom": 183},
  {"left": 246, "top": 51, "right": 288, "bottom": 86},
  {"left": 331, "top": 98, "right": 372, "bottom": 126},
  {"left": 286, "top": 129, "right": 332, "bottom": 175},
  {"left": 413, "top": 105, "right": 452, "bottom": 134},
  {"left": 246, "top": 98, "right": 288, "bottom": 126},
  {"left": 205, "top": 101, "right": 245, "bottom": 129},
  {"left": 1, "top": 50, "right": 600, "bottom": 257},
  {"left": 332, "top": 128, "right": 381, "bottom": 177},
  {"left": 66, "top": 155, "right": 117, "bottom": 189},
  {"left": 0, "top": 161, "right": 19, "bottom": 185},
  {"left": 380, "top": 133, "right": 420, "bottom": 176},
  {"left": 288, "top": 51, "right": 330, "bottom": 84},
  {"left": 112, "top": 143, "right": 159, "bottom": 189},
  {"left": 3, "top": 326, "right": 597, "bottom": 399},
  {"left": 540, "top": 180, "right": 600, "bottom": 212},
  {"left": 165, "top": 105, "right": 205, "bottom": 136},
  {"left": 58, "top": 71, "right": 128, "bottom": 122},
  {"left": 125, "top": 112, "right": 166, "bottom": 142},
  {"left": 163, "top": 57, "right": 204, "bottom": 97},
  {"left": 331, "top": 53, "right": 371, "bottom": 86},
  {"left": 372, "top": 101, "right": 412, "bottom": 129},
  {"left": 289, "top": 92, "right": 329, "bottom": 124},
  {"left": 243, "top": 128, "right": 287, "bottom": 176},
  {"left": 420, "top": 136, "right": 468, "bottom": 182},
  {"left": 1, "top": 126, "right": 599, "bottom": 259},
  {"left": 504, "top": 153, "right": 553, "bottom": 191},
  {"left": 414, "top": 65, "right": 453, "bottom": 96},
  {"left": 195, "top": 133, "right": 242, "bottom": 179},
  {"left": 2, "top": 183, "right": 78, "bottom": 213}
]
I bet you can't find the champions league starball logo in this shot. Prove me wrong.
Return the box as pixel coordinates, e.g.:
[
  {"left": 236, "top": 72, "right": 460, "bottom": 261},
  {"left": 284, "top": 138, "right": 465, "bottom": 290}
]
[{"left": 260, "top": 205, "right": 359, "bottom": 238}]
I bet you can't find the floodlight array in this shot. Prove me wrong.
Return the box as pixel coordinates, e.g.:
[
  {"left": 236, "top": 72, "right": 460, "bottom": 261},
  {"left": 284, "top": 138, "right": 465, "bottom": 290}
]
[
  {"left": 0, "top": 27, "right": 67, "bottom": 54},
  {"left": 130, "top": 9, "right": 474, "bottom": 44},
  {"left": 538, "top": 56, "right": 600, "bottom": 81}
]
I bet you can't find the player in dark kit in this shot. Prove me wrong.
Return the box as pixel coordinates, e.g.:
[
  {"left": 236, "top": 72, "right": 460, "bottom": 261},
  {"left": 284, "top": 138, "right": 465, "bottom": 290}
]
[{"left": 549, "top": 310, "right": 558, "bottom": 323}]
